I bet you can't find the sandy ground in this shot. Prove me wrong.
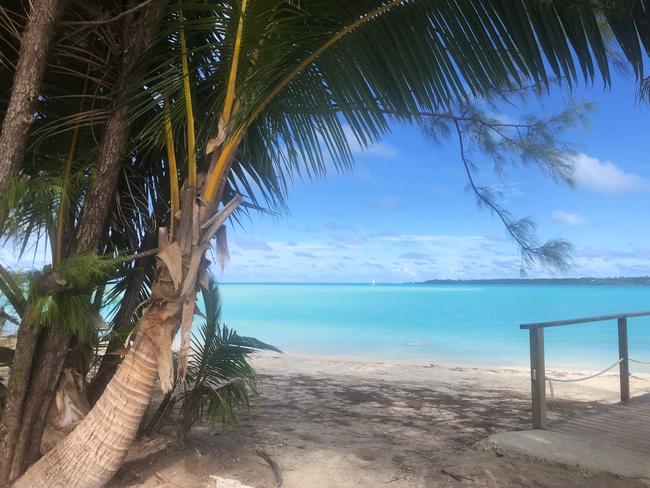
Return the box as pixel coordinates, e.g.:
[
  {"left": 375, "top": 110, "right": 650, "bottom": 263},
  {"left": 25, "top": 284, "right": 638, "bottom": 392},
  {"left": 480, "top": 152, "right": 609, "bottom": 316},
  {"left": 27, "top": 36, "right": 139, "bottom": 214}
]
[{"left": 105, "top": 353, "right": 650, "bottom": 488}]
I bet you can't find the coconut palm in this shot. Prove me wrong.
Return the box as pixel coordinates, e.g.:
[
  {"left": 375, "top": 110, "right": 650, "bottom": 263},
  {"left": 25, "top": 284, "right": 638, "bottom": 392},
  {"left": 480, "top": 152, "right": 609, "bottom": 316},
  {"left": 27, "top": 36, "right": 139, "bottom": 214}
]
[{"left": 1, "top": 1, "right": 650, "bottom": 487}]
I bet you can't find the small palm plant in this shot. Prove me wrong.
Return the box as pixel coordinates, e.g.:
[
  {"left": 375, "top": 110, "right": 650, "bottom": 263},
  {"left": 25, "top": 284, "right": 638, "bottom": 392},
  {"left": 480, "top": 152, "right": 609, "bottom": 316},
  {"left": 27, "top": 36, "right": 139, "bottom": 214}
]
[{"left": 146, "top": 278, "right": 279, "bottom": 437}]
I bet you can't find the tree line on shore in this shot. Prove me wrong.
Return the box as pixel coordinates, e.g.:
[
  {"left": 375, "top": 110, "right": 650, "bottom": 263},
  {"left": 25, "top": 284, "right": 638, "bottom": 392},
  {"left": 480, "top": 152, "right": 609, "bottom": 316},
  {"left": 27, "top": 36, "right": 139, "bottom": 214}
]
[{"left": 418, "top": 278, "right": 650, "bottom": 286}]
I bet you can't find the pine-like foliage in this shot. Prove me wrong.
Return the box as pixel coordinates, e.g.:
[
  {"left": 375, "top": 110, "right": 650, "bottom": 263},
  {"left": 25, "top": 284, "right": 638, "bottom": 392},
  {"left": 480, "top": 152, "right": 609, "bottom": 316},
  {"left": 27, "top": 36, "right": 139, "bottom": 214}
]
[
  {"left": 422, "top": 84, "right": 593, "bottom": 271},
  {"left": 28, "top": 253, "right": 118, "bottom": 341}
]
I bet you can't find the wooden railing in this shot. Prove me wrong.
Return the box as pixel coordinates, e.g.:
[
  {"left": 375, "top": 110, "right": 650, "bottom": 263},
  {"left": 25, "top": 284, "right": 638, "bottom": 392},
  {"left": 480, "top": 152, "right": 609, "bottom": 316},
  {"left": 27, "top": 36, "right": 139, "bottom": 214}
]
[{"left": 520, "top": 311, "right": 650, "bottom": 429}]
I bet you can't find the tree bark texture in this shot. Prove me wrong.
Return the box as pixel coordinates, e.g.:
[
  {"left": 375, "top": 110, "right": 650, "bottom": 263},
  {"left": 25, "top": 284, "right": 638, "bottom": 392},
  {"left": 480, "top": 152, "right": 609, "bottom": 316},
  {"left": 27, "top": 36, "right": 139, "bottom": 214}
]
[
  {"left": 0, "top": 313, "right": 40, "bottom": 486},
  {"left": 73, "top": 1, "right": 168, "bottom": 255},
  {"left": 0, "top": 1, "right": 168, "bottom": 482},
  {"left": 0, "top": 0, "right": 67, "bottom": 195},
  {"left": 9, "top": 328, "right": 70, "bottom": 478},
  {"left": 14, "top": 222, "right": 185, "bottom": 487},
  {"left": 12, "top": 331, "right": 161, "bottom": 488},
  {"left": 14, "top": 191, "right": 243, "bottom": 487}
]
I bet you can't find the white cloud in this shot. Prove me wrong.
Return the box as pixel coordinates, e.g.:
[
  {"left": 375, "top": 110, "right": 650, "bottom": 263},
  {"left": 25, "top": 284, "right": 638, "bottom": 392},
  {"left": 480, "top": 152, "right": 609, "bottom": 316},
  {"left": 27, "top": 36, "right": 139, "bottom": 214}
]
[
  {"left": 270, "top": 241, "right": 329, "bottom": 251},
  {"left": 392, "top": 265, "right": 418, "bottom": 277},
  {"left": 236, "top": 238, "right": 272, "bottom": 251},
  {"left": 485, "top": 182, "right": 525, "bottom": 199},
  {"left": 572, "top": 153, "right": 650, "bottom": 194},
  {"left": 343, "top": 126, "right": 399, "bottom": 159},
  {"left": 379, "top": 234, "right": 487, "bottom": 246},
  {"left": 552, "top": 210, "right": 585, "bottom": 226},
  {"left": 487, "top": 111, "right": 518, "bottom": 125},
  {"left": 361, "top": 142, "right": 399, "bottom": 159},
  {"left": 224, "top": 226, "right": 650, "bottom": 282},
  {"left": 374, "top": 196, "right": 405, "bottom": 212}
]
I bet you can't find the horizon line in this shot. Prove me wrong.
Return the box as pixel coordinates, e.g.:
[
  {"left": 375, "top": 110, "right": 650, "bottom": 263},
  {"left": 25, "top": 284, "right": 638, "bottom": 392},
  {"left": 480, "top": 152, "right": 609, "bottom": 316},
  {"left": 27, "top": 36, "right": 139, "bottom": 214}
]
[{"left": 218, "top": 276, "right": 650, "bottom": 285}]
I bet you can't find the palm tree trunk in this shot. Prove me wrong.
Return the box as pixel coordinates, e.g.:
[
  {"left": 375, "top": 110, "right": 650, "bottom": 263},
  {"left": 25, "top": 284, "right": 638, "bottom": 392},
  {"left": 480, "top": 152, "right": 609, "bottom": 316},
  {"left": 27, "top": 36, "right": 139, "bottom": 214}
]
[
  {"left": 0, "top": 0, "right": 67, "bottom": 195},
  {"left": 12, "top": 330, "right": 160, "bottom": 488},
  {"left": 13, "top": 190, "right": 243, "bottom": 487},
  {"left": 12, "top": 251, "right": 182, "bottom": 488},
  {"left": 0, "top": 4, "right": 170, "bottom": 481},
  {"left": 13, "top": 234, "right": 189, "bottom": 487},
  {"left": 0, "top": 9, "right": 70, "bottom": 461}
]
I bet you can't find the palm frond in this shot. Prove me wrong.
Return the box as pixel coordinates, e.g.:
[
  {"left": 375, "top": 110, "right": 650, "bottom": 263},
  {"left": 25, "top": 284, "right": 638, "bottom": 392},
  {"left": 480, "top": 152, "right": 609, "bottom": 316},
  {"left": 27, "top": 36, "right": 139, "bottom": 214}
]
[
  {"left": 178, "top": 277, "right": 278, "bottom": 434},
  {"left": 129, "top": 0, "right": 650, "bottom": 214}
]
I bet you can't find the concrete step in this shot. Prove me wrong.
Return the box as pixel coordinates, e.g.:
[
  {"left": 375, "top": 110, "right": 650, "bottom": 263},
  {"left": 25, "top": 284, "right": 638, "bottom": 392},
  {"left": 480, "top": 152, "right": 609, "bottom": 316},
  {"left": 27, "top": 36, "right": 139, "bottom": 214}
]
[{"left": 484, "top": 430, "right": 650, "bottom": 481}]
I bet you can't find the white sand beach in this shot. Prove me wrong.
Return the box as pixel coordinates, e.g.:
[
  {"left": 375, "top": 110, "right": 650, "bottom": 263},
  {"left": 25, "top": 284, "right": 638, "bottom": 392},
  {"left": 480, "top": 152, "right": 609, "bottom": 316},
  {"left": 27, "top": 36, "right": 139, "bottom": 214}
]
[{"left": 106, "top": 353, "right": 650, "bottom": 488}]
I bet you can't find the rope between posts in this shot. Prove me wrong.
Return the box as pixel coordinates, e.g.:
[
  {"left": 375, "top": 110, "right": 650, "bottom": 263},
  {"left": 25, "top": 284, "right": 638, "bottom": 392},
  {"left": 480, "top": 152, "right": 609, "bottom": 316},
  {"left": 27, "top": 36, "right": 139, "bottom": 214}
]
[
  {"left": 546, "top": 358, "right": 623, "bottom": 383},
  {"left": 629, "top": 358, "right": 650, "bottom": 365},
  {"left": 543, "top": 357, "right": 650, "bottom": 397},
  {"left": 546, "top": 358, "right": 623, "bottom": 398}
]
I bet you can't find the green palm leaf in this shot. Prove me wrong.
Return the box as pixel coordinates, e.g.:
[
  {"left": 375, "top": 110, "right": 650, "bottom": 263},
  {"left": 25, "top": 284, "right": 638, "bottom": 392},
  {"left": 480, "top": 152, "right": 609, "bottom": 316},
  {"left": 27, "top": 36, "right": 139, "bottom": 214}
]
[{"left": 178, "top": 277, "right": 278, "bottom": 433}]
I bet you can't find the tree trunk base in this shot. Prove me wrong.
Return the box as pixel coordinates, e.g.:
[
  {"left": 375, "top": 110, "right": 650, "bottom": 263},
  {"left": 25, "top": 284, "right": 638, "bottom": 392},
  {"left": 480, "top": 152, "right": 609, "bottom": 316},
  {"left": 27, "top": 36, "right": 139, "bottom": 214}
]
[{"left": 13, "top": 334, "right": 158, "bottom": 488}]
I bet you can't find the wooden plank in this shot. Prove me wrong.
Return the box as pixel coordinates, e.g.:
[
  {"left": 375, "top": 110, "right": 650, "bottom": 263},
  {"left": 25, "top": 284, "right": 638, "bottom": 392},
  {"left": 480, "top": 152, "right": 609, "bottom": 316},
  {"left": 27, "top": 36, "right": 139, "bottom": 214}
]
[
  {"left": 520, "top": 311, "right": 650, "bottom": 329},
  {"left": 581, "top": 407, "right": 650, "bottom": 422},
  {"left": 618, "top": 317, "right": 630, "bottom": 401},
  {"left": 552, "top": 422, "right": 650, "bottom": 445},
  {"left": 554, "top": 406, "right": 650, "bottom": 425},
  {"left": 551, "top": 421, "right": 650, "bottom": 451},
  {"left": 552, "top": 424, "right": 650, "bottom": 451},
  {"left": 530, "top": 327, "right": 546, "bottom": 429},
  {"left": 549, "top": 395, "right": 650, "bottom": 425},
  {"left": 569, "top": 414, "right": 650, "bottom": 427},
  {"left": 552, "top": 427, "right": 650, "bottom": 454},
  {"left": 548, "top": 394, "right": 650, "bottom": 454},
  {"left": 607, "top": 393, "right": 650, "bottom": 405},
  {"left": 557, "top": 414, "right": 650, "bottom": 429},
  {"left": 602, "top": 405, "right": 650, "bottom": 420},
  {"left": 554, "top": 418, "right": 650, "bottom": 439}
]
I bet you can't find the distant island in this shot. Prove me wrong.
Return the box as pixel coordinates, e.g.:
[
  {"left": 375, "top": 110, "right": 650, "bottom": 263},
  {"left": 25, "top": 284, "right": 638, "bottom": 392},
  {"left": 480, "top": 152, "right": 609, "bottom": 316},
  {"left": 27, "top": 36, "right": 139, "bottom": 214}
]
[{"left": 416, "top": 277, "right": 650, "bottom": 286}]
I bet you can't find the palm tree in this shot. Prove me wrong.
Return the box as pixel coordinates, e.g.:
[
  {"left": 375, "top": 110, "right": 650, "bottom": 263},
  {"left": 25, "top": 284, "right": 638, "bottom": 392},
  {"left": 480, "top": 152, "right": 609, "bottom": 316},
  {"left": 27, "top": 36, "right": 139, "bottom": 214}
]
[{"left": 2, "top": 1, "right": 650, "bottom": 486}]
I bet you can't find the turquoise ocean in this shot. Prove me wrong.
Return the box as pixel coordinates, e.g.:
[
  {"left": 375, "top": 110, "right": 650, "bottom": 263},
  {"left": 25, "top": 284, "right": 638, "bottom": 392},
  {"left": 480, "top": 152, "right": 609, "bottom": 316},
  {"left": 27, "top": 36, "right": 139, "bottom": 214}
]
[{"left": 218, "top": 283, "right": 650, "bottom": 370}]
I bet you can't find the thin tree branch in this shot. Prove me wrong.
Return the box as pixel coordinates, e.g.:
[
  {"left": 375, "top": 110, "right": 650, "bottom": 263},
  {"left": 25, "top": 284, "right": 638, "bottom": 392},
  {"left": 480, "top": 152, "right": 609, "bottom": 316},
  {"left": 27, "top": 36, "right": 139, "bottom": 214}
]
[
  {"left": 120, "top": 247, "right": 159, "bottom": 263},
  {"left": 453, "top": 119, "right": 533, "bottom": 260},
  {"left": 63, "top": 0, "right": 158, "bottom": 27},
  {"left": 0, "top": 307, "right": 20, "bottom": 326}
]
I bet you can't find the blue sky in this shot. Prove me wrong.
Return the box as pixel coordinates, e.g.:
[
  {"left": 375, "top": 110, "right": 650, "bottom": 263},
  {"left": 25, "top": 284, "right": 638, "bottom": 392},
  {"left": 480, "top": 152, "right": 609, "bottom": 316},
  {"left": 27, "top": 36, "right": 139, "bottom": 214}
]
[
  {"left": 222, "top": 71, "right": 650, "bottom": 283},
  {"left": 2, "top": 71, "right": 649, "bottom": 283}
]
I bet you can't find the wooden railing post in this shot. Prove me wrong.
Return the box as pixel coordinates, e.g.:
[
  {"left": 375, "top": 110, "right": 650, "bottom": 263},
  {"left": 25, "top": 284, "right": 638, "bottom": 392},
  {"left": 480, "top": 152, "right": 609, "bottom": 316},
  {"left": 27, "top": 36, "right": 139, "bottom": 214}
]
[
  {"left": 529, "top": 327, "right": 546, "bottom": 429},
  {"left": 618, "top": 317, "right": 630, "bottom": 402}
]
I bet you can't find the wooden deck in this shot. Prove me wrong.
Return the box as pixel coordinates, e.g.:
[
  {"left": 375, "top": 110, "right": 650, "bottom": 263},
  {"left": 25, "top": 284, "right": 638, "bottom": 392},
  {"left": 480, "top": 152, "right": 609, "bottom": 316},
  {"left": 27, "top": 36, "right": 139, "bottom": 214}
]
[{"left": 548, "top": 393, "right": 650, "bottom": 454}]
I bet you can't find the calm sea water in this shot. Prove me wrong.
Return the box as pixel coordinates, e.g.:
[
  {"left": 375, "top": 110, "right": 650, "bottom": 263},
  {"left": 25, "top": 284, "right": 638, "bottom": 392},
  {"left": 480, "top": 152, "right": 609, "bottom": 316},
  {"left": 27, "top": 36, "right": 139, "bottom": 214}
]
[{"left": 218, "top": 283, "right": 650, "bottom": 369}]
